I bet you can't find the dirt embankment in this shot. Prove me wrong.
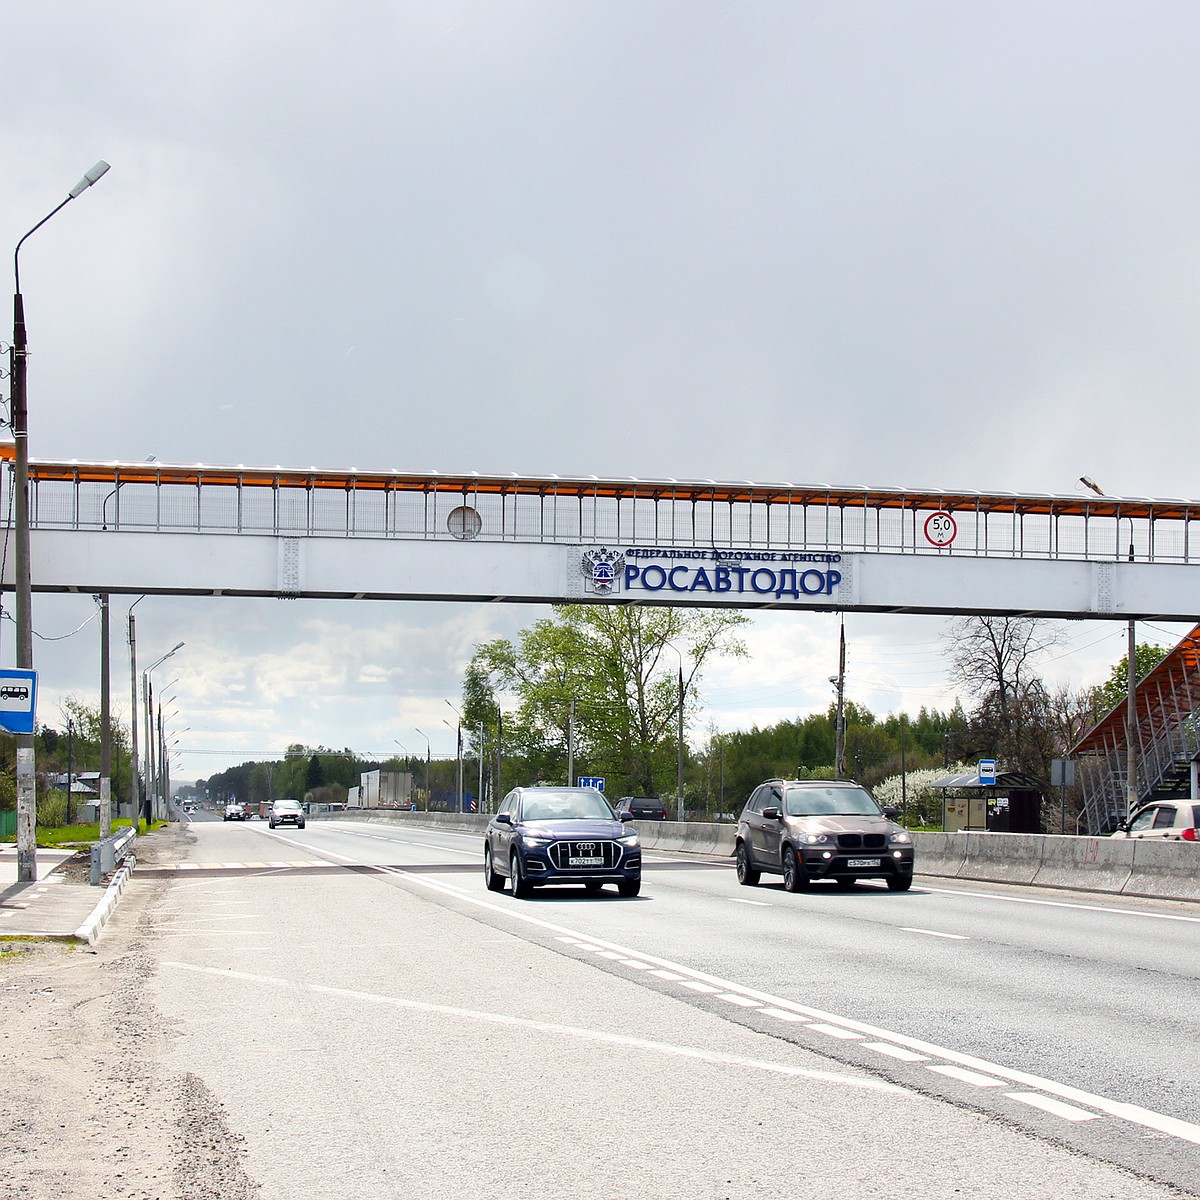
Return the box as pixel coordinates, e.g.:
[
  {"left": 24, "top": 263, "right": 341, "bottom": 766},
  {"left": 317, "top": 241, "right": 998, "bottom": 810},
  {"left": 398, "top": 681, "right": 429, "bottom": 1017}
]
[{"left": 0, "top": 825, "right": 260, "bottom": 1199}]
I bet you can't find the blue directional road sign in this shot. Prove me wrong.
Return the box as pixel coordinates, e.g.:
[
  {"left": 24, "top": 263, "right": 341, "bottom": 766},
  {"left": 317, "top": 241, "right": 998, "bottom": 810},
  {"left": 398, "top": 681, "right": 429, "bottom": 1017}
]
[
  {"left": 0, "top": 669, "right": 37, "bottom": 735},
  {"left": 978, "top": 758, "right": 997, "bottom": 786},
  {"left": 577, "top": 776, "right": 606, "bottom": 791}
]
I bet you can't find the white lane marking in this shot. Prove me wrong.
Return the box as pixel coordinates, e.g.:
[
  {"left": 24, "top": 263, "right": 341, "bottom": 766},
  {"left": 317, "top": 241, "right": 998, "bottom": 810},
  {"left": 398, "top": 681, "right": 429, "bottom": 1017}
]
[
  {"left": 596, "top": 951, "right": 624, "bottom": 960},
  {"left": 809, "top": 1023, "right": 864, "bottom": 1041},
  {"left": 928, "top": 1064, "right": 1008, "bottom": 1088},
  {"left": 161, "top": 961, "right": 902, "bottom": 1095},
  {"left": 728, "top": 898, "right": 770, "bottom": 907},
  {"left": 649, "top": 970, "right": 685, "bottom": 981},
  {"left": 718, "top": 994, "right": 762, "bottom": 1008},
  {"left": 920, "top": 884, "right": 1200, "bottom": 924},
  {"left": 1006, "top": 1093, "right": 1103, "bottom": 1122},
  {"left": 901, "top": 927, "right": 970, "bottom": 940},
  {"left": 331, "top": 862, "right": 1200, "bottom": 1145},
  {"left": 863, "top": 1042, "right": 929, "bottom": 1062},
  {"left": 618, "top": 959, "right": 656, "bottom": 970},
  {"left": 679, "top": 981, "right": 720, "bottom": 993},
  {"left": 761, "top": 1008, "right": 810, "bottom": 1023}
]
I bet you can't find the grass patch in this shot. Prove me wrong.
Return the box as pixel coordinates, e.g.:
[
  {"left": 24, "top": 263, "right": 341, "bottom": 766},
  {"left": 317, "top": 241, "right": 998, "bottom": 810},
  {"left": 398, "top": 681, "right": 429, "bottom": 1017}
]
[{"left": 0, "top": 818, "right": 166, "bottom": 848}]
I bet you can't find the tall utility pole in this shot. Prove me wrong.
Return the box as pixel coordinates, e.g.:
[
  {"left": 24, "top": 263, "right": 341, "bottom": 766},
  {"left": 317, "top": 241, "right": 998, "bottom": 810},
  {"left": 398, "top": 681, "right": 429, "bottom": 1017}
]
[
  {"left": 567, "top": 697, "right": 575, "bottom": 786},
  {"left": 128, "top": 600, "right": 143, "bottom": 828},
  {"left": 1080, "top": 477, "right": 1140, "bottom": 817},
  {"left": 98, "top": 595, "right": 111, "bottom": 837},
  {"left": 10, "top": 160, "right": 111, "bottom": 882},
  {"left": 832, "top": 617, "right": 847, "bottom": 780}
]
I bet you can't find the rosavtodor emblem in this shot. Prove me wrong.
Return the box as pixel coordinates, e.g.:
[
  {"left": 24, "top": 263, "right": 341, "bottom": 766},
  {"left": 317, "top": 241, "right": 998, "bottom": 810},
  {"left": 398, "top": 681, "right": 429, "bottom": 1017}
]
[{"left": 581, "top": 547, "right": 625, "bottom": 595}]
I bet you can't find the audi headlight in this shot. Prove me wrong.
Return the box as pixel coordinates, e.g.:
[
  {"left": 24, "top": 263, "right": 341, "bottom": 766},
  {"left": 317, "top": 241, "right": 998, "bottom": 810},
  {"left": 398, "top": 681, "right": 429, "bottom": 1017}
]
[
  {"left": 521, "top": 835, "right": 551, "bottom": 848},
  {"left": 889, "top": 830, "right": 912, "bottom": 844},
  {"left": 618, "top": 833, "right": 640, "bottom": 847}
]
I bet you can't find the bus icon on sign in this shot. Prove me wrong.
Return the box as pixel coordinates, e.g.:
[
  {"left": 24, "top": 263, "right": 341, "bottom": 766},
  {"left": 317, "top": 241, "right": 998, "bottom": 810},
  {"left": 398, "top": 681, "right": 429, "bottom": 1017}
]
[{"left": 0, "top": 685, "right": 29, "bottom": 701}]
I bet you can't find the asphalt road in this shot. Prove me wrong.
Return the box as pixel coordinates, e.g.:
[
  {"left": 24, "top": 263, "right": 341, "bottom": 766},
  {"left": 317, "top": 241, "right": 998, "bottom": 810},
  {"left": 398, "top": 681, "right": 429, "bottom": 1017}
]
[{"left": 137, "top": 814, "right": 1198, "bottom": 1197}]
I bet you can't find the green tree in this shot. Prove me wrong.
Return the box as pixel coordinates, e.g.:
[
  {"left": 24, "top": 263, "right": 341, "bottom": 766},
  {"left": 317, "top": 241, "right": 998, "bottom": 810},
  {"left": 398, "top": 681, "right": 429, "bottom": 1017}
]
[
  {"left": 1088, "top": 643, "right": 1170, "bottom": 718},
  {"left": 468, "top": 604, "right": 748, "bottom": 801}
]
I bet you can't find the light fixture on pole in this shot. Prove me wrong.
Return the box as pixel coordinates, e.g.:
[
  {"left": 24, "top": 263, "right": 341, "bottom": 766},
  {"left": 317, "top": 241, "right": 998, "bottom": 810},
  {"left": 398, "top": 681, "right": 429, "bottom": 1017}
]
[{"left": 10, "top": 160, "right": 110, "bottom": 883}]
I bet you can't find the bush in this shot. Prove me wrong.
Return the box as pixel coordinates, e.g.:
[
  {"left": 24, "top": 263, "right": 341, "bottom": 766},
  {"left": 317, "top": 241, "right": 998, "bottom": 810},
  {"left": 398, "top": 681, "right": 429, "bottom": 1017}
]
[{"left": 36, "top": 788, "right": 68, "bottom": 829}]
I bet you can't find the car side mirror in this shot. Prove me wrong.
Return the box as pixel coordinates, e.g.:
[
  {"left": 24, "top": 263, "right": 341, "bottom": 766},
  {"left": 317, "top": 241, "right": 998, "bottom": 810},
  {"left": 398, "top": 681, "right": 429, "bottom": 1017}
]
[
  {"left": 883, "top": 806, "right": 900, "bottom": 821},
  {"left": 495, "top": 812, "right": 513, "bottom": 825},
  {"left": 618, "top": 811, "right": 634, "bottom": 822},
  {"left": 762, "top": 806, "right": 782, "bottom": 820}
]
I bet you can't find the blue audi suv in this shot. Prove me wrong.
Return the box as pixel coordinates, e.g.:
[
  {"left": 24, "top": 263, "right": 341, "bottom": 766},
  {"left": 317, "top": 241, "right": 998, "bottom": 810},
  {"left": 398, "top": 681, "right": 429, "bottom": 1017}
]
[{"left": 484, "top": 786, "right": 642, "bottom": 898}]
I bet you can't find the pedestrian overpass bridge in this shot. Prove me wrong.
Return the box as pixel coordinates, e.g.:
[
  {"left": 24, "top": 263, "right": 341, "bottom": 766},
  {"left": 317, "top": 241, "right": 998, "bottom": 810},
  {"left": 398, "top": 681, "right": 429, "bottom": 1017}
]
[{"left": 3, "top": 447, "right": 1198, "bottom": 622}]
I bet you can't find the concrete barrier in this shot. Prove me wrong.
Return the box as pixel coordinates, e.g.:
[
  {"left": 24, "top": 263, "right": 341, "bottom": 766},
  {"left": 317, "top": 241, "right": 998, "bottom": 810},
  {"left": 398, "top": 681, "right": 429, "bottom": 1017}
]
[
  {"left": 912, "top": 832, "right": 966, "bottom": 878},
  {"left": 960, "top": 832, "right": 1045, "bottom": 886},
  {"left": 1032, "top": 836, "right": 1134, "bottom": 894},
  {"left": 1124, "top": 840, "right": 1200, "bottom": 902}
]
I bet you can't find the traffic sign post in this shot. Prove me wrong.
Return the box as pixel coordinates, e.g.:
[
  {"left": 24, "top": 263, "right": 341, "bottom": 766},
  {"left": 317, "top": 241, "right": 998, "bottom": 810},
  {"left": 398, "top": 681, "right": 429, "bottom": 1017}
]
[{"left": 978, "top": 758, "right": 997, "bottom": 786}]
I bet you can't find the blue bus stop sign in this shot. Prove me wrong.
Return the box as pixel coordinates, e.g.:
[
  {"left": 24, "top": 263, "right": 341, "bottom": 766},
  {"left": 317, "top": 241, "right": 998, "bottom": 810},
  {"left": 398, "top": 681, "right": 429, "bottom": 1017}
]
[
  {"left": 978, "top": 759, "right": 997, "bottom": 786},
  {"left": 0, "top": 669, "right": 37, "bottom": 735}
]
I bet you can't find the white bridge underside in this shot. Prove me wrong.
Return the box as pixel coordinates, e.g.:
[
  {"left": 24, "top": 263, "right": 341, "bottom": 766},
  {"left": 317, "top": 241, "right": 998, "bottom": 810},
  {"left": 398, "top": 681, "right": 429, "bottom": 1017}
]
[{"left": 13, "top": 529, "right": 1198, "bottom": 621}]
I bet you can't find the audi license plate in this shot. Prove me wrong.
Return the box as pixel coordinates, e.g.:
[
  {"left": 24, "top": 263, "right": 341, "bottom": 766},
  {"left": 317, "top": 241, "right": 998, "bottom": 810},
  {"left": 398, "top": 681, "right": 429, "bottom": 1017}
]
[
  {"left": 846, "top": 858, "right": 881, "bottom": 868},
  {"left": 569, "top": 855, "right": 604, "bottom": 867}
]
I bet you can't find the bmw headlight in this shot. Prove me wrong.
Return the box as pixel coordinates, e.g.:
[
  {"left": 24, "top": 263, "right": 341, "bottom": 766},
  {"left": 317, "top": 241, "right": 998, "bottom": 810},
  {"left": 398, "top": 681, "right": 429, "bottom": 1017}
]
[
  {"left": 798, "top": 832, "right": 830, "bottom": 845},
  {"left": 889, "top": 830, "right": 912, "bottom": 844}
]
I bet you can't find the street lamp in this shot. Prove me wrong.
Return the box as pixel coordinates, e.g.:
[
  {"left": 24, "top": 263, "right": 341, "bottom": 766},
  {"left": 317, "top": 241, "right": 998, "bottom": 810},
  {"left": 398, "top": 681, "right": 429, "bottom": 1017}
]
[
  {"left": 414, "top": 728, "right": 431, "bottom": 809},
  {"left": 1080, "top": 475, "right": 1139, "bottom": 818},
  {"left": 10, "top": 160, "right": 110, "bottom": 882},
  {"left": 664, "top": 641, "right": 686, "bottom": 822},
  {"left": 143, "top": 642, "right": 183, "bottom": 824},
  {"left": 445, "top": 699, "right": 465, "bottom": 813}
]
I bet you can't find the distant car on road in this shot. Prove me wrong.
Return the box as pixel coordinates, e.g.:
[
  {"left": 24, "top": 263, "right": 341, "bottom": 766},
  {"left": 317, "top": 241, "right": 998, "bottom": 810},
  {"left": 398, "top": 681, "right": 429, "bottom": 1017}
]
[
  {"left": 223, "top": 803, "right": 247, "bottom": 822},
  {"left": 484, "top": 786, "right": 642, "bottom": 898},
  {"left": 735, "top": 779, "right": 914, "bottom": 892},
  {"left": 614, "top": 796, "right": 668, "bottom": 821},
  {"left": 1111, "top": 801, "right": 1199, "bottom": 841},
  {"left": 268, "top": 799, "right": 306, "bottom": 829}
]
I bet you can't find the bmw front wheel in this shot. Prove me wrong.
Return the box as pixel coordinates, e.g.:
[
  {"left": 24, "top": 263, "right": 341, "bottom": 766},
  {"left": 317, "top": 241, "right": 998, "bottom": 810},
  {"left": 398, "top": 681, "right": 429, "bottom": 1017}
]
[
  {"left": 782, "top": 847, "right": 809, "bottom": 892},
  {"left": 736, "top": 842, "right": 760, "bottom": 886}
]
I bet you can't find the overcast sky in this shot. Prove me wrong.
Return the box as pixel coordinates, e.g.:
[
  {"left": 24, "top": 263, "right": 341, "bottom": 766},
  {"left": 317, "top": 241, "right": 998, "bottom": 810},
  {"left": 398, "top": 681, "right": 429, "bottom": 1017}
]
[{"left": 3, "top": 2, "right": 1198, "bottom": 783}]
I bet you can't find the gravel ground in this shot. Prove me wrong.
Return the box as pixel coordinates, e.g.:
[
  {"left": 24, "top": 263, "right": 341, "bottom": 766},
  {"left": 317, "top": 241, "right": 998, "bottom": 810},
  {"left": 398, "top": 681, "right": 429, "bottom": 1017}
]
[{"left": 0, "top": 825, "right": 257, "bottom": 1200}]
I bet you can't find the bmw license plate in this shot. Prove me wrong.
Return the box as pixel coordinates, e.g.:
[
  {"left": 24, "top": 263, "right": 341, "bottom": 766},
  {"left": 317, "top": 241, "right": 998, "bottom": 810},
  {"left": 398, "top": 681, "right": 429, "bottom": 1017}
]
[
  {"left": 570, "top": 856, "right": 604, "bottom": 867},
  {"left": 846, "top": 858, "right": 881, "bottom": 868}
]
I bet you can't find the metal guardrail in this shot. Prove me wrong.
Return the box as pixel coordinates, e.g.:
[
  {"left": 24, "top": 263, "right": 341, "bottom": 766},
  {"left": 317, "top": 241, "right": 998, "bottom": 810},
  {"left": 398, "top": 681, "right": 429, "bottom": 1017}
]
[{"left": 90, "top": 825, "right": 136, "bottom": 885}]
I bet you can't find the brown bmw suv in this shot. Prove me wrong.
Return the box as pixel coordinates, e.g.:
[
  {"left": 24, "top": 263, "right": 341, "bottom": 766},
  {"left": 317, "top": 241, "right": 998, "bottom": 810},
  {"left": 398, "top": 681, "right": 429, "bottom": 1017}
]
[{"left": 735, "top": 780, "right": 914, "bottom": 892}]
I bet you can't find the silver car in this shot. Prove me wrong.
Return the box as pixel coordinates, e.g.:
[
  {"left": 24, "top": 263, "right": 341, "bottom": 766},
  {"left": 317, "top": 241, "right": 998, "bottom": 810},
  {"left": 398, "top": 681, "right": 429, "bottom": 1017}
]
[
  {"left": 735, "top": 779, "right": 915, "bottom": 892},
  {"left": 268, "top": 799, "right": 306, "bottom": 829}
]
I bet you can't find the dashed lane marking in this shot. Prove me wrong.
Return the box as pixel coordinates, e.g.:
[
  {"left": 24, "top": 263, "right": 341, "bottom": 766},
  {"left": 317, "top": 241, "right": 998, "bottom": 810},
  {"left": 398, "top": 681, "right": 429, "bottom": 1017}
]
[
  {"left": 1005, "top": 1093, "right": 1103, "bottom": 1122},
  {"left": 927, "top": 1064, "right": 1008, "bottom": 1088}
]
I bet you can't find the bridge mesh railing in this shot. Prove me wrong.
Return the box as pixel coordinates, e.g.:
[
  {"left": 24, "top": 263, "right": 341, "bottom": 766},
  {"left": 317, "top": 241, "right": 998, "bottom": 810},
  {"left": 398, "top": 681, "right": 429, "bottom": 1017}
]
[{"left": 17, "top": 469, "right": 1200, "bottom": 563}]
